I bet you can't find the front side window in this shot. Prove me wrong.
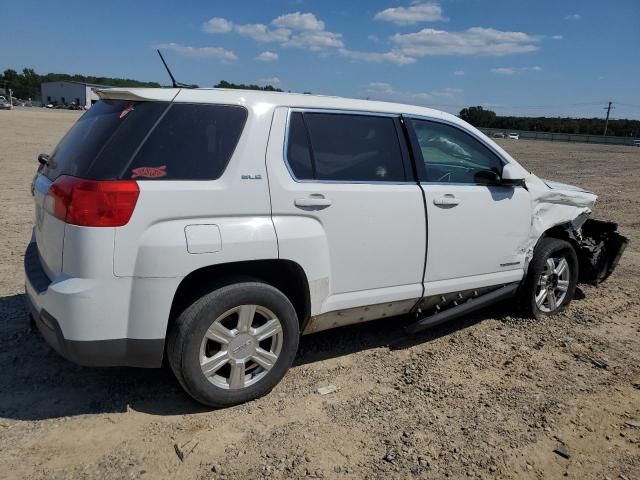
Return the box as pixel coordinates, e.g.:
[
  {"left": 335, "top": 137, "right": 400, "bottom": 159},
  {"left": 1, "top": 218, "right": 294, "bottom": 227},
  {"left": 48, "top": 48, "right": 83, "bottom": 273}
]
[
  {"left": 287, "top": 111, "right": 406, "bottom": 182},
  {"left": 409, "top": 119, "right": 503, "bottom": 184}
]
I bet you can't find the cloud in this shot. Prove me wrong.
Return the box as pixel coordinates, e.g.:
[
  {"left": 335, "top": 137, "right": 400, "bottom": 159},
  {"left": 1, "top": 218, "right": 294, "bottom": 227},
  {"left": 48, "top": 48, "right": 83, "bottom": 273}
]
[
  {"left": 285, "top": 30, "right": 343, "bottom": 50},
  {"left": 366, "top": 82, "right": 394, "bottom": 93},
  {"left": 155, "top": 43, "right": 237, "bottom": 61},
  {"left": 453, "top": 70, "right": 465, "bottom": 76},
  {"left": 390, "top": 27, "right": 540, "bottom": 56},
  {"left": 551, "top": 35, "right": 563, "bottom": 40},
  {"left": 199, "top": 12, "right": 538, "bottom": 68},
  {"left": 202, "top": 12, "right": 343, "bottom": 51},
  {"left": 202, "top": 17, "right": 233, "bottom": 33},
  {"left": 491, "top": 66, "right": 542, "bottom": 74},
  {"left": 339, "top": 48, "right": 416, "bottom": 65},
  {"left": 374, "top": 2, "right": 446, "bottom": 25},
  {"left": 368, "top": 34, "right": 380, "bottom": 43},
  {"left": 564, "top": 13, "right": 581, "bottom": 21},
  {"left": 260, "top": 76, "right": 281, "bottom": 84},
  {"left": 272, "top": 12, "right": 324, "bottom": 31},
  {"left": 365, "top": 82, "right": 463, "bottom": 104},
  {"left": 235, "top": 23, "right": 292, "bottom": 43},
  {"left": 256, "top": 51, "right": 279, "bottom": 62},
  {"left": 491, "top": 67, "right": 516, "bottom": 75}
]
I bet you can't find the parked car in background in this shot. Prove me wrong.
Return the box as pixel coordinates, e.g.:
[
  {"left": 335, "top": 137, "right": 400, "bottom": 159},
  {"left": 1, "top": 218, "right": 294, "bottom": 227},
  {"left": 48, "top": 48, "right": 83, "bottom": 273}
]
[
  {"left": 25, "top": 88, "right": 627, "bottom": 408},
  {"left": 0, "top": 96, "right": 12, "bottom": 110},
  {"left": 492, "top": 132, "right": 505, "bottom": 138},
  {"left": 508, "top": 133, "right": 520, "bottom": 140}
]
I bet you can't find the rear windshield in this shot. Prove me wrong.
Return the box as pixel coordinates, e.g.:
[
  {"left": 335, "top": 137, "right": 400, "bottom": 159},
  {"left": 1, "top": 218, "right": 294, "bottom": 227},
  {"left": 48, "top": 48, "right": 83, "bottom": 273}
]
[{"left": 43, "top": 100, "right": 247, "bottom": 181}]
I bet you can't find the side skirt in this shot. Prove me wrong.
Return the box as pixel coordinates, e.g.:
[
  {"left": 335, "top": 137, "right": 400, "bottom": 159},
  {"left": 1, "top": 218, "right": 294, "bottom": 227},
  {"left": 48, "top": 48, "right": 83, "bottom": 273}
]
[{"left": 405, "top": 283, "right": 520, "bottom": 334}]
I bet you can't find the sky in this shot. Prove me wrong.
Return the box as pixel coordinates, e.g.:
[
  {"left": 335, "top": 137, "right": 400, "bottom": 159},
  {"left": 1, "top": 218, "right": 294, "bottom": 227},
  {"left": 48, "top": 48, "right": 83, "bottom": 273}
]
[{"left": 2, "top": 0, "right": 639, "bottom": 119}]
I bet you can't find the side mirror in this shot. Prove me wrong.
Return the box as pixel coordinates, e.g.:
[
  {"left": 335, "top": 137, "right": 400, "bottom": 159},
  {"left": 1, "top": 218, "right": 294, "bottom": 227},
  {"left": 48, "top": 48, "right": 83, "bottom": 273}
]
[
  {"left": 500, "top": 163, "right": 526, "bottom": 186},
  {"left": 37, "top": 153, "right": 51, "bottom": 166},
  {"left": 474, "top": 169, "right": 501, "bottom": 185}
]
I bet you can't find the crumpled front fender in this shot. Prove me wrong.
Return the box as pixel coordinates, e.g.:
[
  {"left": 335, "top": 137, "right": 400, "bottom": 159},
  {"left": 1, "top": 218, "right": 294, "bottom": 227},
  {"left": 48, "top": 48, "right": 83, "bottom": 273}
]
[
  {"left": 571, "top": 219, "right": 628, "bottom": 284},
  {"left": 522, "top": 174, "right": 627, "bottom": 284}
]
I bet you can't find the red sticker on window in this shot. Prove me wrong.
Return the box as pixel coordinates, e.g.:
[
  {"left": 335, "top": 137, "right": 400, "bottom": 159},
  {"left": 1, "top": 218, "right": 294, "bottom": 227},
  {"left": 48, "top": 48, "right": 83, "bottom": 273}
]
[
  {"left": 119, "top": 103, "right": 135, "bottom": 119},
  {"left": 131, "top": 165, "right": 167, "bottom": 179}
]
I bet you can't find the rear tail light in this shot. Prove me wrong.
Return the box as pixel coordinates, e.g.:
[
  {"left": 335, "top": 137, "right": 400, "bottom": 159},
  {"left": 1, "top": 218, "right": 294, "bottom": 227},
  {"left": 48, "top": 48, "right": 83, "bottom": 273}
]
[{"left": 45, "top": 175, "right": 140, "bottom": 227}]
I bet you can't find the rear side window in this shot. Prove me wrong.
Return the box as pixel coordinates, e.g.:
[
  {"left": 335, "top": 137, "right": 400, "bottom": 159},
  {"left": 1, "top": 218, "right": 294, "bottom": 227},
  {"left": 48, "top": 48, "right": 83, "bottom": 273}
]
[
  {"left": 127, "top": 104, "right": 247, "bottom": 180},
  {"left": 286, "top": 111, "right": 406, "bottom": 182},
  {"left": 44, "top": 100, "right": 247, "bottom": 181}
]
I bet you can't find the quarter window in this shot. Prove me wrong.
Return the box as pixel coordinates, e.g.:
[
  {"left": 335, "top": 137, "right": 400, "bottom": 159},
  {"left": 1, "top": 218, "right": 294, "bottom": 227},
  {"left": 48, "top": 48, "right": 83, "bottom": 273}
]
[
  {"left": 409, "top": 119, "right": 503, "bottom": 184},
  {"left": 287, "top": 111, "right": 406, "bottom": 182},
  {"left": 128, "top": 103, "right": 247, "bottom": 180}
]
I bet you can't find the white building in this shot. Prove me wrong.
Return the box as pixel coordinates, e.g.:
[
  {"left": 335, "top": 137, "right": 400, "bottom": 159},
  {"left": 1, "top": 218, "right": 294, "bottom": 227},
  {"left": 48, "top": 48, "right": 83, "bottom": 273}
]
[{"left": 40, "top": 81, "right": 110, "bottom": 108}]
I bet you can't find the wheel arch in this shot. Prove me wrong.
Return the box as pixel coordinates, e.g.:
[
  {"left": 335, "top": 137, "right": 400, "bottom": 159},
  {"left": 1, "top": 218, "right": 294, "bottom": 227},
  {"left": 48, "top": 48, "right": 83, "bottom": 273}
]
[{"left": 168, "top": 259, "right": 312, "bottom": 337}]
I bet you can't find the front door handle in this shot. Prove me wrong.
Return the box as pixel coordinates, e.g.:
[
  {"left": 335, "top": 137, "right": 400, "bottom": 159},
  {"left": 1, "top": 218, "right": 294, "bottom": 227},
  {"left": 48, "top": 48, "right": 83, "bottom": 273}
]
[
  {"left": 294, "top": 194, "right": 332, "bottom": 209},
  {"left": 433, "top": 194, "right": 460, "bottom": 206}
]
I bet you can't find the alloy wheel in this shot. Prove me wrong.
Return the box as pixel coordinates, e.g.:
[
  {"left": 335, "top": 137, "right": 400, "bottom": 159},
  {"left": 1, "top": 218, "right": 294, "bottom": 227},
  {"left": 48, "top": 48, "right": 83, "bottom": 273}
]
[
  {"left": 535, "top": 256, "right": 570, "bottom": 313},
  {"left": 199, "top": 305, "right": 283, "bottom": 390}
]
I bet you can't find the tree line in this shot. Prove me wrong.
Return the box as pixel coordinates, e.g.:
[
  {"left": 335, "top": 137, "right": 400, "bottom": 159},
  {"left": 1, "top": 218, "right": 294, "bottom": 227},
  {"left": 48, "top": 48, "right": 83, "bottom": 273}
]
[
  {"left": 0, "top": 68, "right": 285, "bottom": 100},
  {"left": 459, "top": 106, "right": 639, "bottom": 138},
  {"left": 2, "top": 68, "right": 636, "bottom": 137},
  {"left": 214, "top": 80, "right": 283, "bottom": 92},
  {"left": 0, "top": 68, "right": 160, "bottom": 100}
]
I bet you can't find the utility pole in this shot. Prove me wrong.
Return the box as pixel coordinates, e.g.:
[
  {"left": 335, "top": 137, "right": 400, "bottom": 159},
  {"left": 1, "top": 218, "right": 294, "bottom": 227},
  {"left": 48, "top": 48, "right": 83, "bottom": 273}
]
[{"left": 603, "top": 101, "right": 613, "bottom": 136}]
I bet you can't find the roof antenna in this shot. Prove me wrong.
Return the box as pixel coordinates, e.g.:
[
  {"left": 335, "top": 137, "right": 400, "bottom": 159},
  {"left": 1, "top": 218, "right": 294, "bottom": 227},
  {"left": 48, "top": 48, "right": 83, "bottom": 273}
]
[{"left": 156, "top": 49, "right": 199, "bottom": 89}]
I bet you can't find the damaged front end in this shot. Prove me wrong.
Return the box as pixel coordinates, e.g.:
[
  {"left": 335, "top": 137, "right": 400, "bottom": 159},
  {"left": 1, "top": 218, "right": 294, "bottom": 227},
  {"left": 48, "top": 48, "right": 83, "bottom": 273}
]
[
  {"left": 571, "top": 219, "right": 628, "bottom": 285},
  {"left": 524, "top": 175, "right": 628, "bottom": 285}
]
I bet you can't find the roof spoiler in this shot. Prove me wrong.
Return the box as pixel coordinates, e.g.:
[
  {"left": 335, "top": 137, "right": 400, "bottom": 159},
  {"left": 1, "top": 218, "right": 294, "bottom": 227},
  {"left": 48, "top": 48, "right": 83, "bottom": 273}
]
[{"left": 95, "top": 88, "right": 180, "bottom": 102}]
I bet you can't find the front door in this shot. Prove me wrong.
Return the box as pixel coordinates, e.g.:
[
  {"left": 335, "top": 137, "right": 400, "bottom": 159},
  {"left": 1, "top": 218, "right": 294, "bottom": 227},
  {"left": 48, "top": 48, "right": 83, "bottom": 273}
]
[{"left": 405, "top": 117, "right": 531, "bottom": 293}]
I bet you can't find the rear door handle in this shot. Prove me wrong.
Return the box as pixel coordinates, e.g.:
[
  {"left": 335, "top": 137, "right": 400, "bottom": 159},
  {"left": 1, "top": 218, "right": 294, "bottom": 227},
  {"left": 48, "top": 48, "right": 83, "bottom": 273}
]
[
  {"left": 433, "top": 194, "right": 460, "bottom": 206},
  {"left": 294, "top": 195, "right": 332, "bottom": 209}
]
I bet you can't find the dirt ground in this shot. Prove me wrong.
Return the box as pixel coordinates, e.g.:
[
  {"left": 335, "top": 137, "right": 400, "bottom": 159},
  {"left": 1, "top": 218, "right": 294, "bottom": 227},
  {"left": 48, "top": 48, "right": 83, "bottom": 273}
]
[{"left": 0, "top": 107, "right": 638, "bottom": 480}]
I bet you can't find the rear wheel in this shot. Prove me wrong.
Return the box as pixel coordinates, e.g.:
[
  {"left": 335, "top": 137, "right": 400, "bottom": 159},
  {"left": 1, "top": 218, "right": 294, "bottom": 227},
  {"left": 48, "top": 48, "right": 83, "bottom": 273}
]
[
  {"left": 520, "top": 238, "right": 579, "bottom": 319},
  {"left": 167, "top": 281, "right": 299, "bottom": 408}
]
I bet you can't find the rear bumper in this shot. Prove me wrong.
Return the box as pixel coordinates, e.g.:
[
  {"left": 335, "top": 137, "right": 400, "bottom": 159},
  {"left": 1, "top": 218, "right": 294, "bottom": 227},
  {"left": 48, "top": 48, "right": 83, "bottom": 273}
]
[{"left": 24, "top": 242, "right": 165, "bottom": 368}]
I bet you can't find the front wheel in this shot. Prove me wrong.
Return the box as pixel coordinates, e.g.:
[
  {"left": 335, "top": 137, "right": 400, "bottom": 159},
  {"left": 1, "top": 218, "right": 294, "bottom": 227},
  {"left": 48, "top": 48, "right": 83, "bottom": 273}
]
[
  {"left": 520, "top": 238, "right": 579, "bottom": 319},
  {"left": 167, "top": 281, "right": 300, "bottom": 408}
]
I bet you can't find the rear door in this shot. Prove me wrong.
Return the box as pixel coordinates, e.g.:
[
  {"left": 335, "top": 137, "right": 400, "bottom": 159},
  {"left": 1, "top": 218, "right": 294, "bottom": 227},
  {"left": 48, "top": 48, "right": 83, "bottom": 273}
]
[
  {"left": 267, "top": 108, "right": 426, "bottom": 312},
  {"left": 405, "top": 117, "right": 531, "bottom": 292}
]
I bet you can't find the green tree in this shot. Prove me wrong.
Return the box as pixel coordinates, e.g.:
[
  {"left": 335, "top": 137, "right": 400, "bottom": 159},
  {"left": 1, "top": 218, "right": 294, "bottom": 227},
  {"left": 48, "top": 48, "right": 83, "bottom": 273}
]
[
  {"left": 459, "top": 106, "right": 497, "bottom": 127},
  {"left": 214, "top": 80, "right": 283, "bottom": 92}
]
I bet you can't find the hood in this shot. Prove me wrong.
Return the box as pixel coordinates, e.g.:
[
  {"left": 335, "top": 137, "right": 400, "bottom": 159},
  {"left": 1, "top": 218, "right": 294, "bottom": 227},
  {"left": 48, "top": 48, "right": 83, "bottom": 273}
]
[
  {"left": 526, "top": 173, "right": 597, "bottom": 209},
  {"left": 542, "top": 179, "right": 591, "bottom": 193}
]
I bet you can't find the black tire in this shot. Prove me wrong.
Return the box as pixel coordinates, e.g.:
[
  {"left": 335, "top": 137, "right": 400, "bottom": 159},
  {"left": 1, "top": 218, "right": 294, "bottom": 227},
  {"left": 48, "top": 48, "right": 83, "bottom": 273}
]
[
  {"left": 167, "top": 281, "right": 299, "bottom": 408},
  {"left": 519, "top": 237, "right": 579, "bottom": 319}
]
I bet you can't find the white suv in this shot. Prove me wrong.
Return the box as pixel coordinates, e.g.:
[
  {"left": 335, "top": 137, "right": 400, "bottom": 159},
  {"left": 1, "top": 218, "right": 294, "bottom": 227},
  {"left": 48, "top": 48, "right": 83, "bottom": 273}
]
[{"left": 25, "top": 88, "right": 626, "bottom": 407}]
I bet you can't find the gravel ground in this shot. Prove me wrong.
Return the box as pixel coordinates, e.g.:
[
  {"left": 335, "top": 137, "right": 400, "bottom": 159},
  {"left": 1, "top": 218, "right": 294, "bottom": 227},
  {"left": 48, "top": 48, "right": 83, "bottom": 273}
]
[{"left": 0, "top": 108, "right": 638, "bottom": 480}]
